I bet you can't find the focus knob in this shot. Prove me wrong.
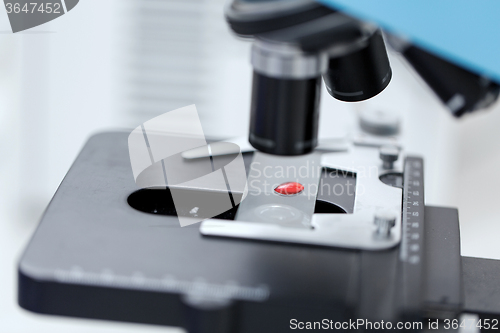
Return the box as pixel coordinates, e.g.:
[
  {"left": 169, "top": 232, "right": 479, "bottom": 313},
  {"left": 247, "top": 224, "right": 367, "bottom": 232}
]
[{"left": 379, "top": 145, "right": 399, "bottom": 170}]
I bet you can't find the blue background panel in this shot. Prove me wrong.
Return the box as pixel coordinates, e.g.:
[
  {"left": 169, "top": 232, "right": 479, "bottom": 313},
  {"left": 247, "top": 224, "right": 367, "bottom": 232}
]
[{"left": 318, "top": 0, "right": 500, "bottom": 83}]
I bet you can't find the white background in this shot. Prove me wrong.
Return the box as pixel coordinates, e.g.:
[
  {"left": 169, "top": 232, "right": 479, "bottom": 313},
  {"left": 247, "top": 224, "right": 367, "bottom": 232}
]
[{"left": 0, "top": 0, "right": 499, "bottom": 331}]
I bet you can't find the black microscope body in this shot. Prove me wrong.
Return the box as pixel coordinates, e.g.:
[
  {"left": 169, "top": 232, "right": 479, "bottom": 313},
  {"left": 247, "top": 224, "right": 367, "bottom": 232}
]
[{"left": 17, "top": 1, "right": 500, "bottom": 332}]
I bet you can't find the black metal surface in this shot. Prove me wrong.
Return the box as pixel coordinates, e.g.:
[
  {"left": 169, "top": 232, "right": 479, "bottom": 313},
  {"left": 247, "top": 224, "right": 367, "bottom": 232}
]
[
  {"left": 259, "top": 13, "right": 362, "bottom": 54},
  {"left": 18, "top": 272, "right": 186, "bottom": 327},
  {"left": 249, "top": 72, "right": 321, "bottom": 155},
  {"left": 463, "top": 256, "right": 500, "bottom": 317},
  {"left": 183, "top": 295, "right": 237, "bottom": 333},
  {"left": 19, "top": 132, "right": 484, "bottom": 332},
  {"left": 127, "top": 188, "right": 241, "bottom": 220},
  {"left": 402, "top": 45, "right": 500, "bottom": 117},
  {"left": 316, "top": 168, "right": 355, "bottom": 214},
  {"left": 379, "top": 172, "right": 403, "bottom": 189},
  {"left": 423, "top": 206, "right": 462, "bottom": 318},
  {"left": 127, "top": 166, "right": 356, "bottom": 218},
  {"left": 323, "top": 29, "right": 392, "bottom": 102},
  {"left": 17, "top": 132, "right": 359, "bottom": 332},
  {"left": 225, "top": 1, "right": 334, "bottom": 37},
  {"left": 225, "top": 1, "right": 362, "bottom": 53},
  {"left": 357, "top": 249, "right": 400, "bottom": 322}
]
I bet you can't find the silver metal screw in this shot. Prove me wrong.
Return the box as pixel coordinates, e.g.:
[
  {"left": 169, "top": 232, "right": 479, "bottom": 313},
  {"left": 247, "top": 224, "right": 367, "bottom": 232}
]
[
  {"left": 379, "top": 145, "right": 399, "bottom": 170},
  {"left": 374, "top": 210, "right": 397, "bottom": 237}
]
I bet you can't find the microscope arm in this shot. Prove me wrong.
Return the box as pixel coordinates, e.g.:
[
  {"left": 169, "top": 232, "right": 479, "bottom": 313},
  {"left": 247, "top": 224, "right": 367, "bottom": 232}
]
[{"left": 226, "top": 0, "right": 500, "bottom": 156}]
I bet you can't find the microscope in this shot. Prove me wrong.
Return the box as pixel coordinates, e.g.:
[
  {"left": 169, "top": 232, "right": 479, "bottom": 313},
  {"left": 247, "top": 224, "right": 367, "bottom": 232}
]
[{"left": 17, "top": 1, "right": 500, "bottom": 332}]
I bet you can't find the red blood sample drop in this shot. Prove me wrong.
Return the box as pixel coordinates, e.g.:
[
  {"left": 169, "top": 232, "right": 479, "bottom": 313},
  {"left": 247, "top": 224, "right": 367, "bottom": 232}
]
[{"left": 274, "top": 182, "right": 304, "bottom": 196}]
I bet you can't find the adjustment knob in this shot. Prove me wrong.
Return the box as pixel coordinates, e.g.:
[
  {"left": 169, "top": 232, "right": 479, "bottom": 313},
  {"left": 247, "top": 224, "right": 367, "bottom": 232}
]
[
  {"left": 374, "top": 210, "right": 397, "bottom": 237},
  {"left": 359, "top": 109, "right": 400, "bottom": 136},
  {"left": 379, "top": 145, "right": 399, "bottom": 170}
]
